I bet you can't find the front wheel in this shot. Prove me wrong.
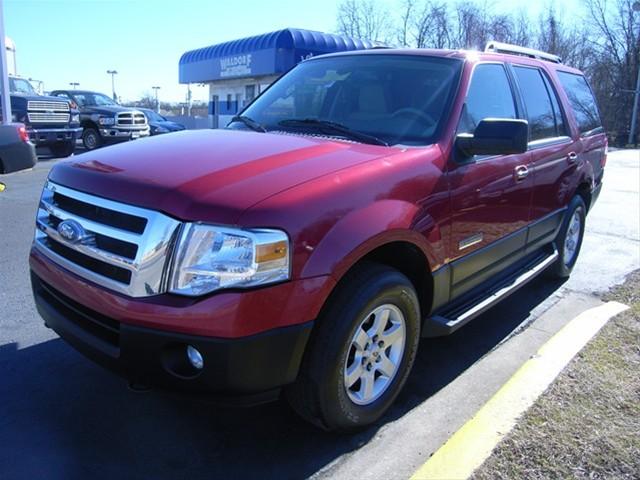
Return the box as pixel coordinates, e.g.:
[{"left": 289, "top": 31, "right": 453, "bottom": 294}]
[
  {"left": 49, "top": 141, "right": 75, "bottom": 158},
  {"left": 286, "top": 262, "right": 420, "bottom": 431},
  {"left": 548, "top": 195, "right": 586, "bottom": 278},
  {"left": 82, "top": 128, "right": 102, "bottom": 151}
]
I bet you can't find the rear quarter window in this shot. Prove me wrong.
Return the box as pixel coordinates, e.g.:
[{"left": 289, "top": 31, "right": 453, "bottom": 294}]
[{"left": 556, "top": 71, "right": 603, "bottom": 136}]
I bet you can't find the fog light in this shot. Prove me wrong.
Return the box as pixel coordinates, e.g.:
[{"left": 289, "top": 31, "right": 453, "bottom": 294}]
[{"left": 186, "top": 345, "right": 204, "bottom": 370}]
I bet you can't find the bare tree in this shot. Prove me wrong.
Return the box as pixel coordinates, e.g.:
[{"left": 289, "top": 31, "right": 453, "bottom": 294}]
[
  {"left": 585, "top": 0, "right": 640, "bottom": 140},
  {"left": 336, "top": 0, "right": 392, "bottom": 43}
]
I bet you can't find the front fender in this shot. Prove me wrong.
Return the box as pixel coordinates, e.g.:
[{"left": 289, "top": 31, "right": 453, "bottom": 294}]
[{"left": 300, "top": 199, "right": 443, "bottom": 281}]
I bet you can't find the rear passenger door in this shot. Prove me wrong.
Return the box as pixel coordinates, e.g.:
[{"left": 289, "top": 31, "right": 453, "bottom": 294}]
[
  {"left": 511, "top": 65, "right": 576, "bottom": 250},
  {"left": 447, "top": 63, "right": 534, "bottom": 299}
]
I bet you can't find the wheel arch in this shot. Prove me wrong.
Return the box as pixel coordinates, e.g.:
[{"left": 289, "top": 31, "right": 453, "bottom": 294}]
[{"left": 575, "top": 181, "right": 592, "bottom": 211}]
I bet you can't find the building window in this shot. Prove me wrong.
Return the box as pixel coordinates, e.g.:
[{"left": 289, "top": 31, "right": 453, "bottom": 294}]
[
  {"left": 245, "top": 85, "right": 256, "bottom": 105},
  {"left": 226, "top": 94, "right": 232, "bottom": 111}
]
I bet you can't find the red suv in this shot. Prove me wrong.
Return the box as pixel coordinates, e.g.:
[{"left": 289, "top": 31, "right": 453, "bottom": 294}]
[{"left": 30, "top": 42, "right": 606, "bottom": 431}]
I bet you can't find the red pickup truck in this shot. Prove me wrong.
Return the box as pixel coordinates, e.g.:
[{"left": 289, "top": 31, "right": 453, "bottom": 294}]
[{"left": 30, "top": 42, "right": 606, "bottom": 431}]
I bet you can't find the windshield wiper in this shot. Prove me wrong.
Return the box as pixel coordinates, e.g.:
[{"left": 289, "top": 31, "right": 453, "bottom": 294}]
[
  {"left": 230, "top": 115, "right": 267, "bottom": 133},
  {"left": 278, "top": 118, "right": 388, "bottom": 146}
]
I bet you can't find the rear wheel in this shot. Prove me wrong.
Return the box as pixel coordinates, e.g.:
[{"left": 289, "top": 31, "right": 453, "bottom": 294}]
[
  {"left": 286, "top": 262, "right": 420, "bottom": 431},
  {"left": 82, "top": 128, "right": 102, "bottom": 150},
  {"left": 49, "top": 141, "right": 75, "bottom": 158},
  {"left": 548, "top": 195, "right": 586, "bottom": 278}
]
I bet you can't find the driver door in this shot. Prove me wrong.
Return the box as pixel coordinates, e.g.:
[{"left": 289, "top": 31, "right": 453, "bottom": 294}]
[{"left": 447, "top": 63, "right": 534, "bottom": 299}]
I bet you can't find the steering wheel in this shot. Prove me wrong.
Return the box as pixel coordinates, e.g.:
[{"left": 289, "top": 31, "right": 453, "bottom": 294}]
[{"left": 391, "top": 108, "right": 436, "bottom": 126}]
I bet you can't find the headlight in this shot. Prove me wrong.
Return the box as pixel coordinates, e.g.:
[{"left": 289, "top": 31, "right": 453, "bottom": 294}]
[
  {"left": 98, "top": 117, "right": 115, "bottom": 125},
  {"left": 169, "top": 224, "right": 290, "bottom": 296},
  {"left": 71, "top": 114, "right": 80, "bottom": 123},
  {"left": 154, "top": 126, "right": 169, "bottom": 133}
]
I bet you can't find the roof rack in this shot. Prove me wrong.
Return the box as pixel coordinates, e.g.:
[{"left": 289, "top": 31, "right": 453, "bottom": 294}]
[{"left": 484, "top": 41, "right": 562, "bottom": 64}]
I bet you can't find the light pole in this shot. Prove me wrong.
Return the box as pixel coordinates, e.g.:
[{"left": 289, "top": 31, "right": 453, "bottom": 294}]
[
  {"left": 152, "top": 86, "right": 161, "bottom": 113},
  {"left": 106, "top": 70, "right": 118, "bottom": 101},
  {"left": 628, "top": 1, "right": 640, "bottom": 145},
  {"left": 0, "top": 0, "right": 12, "bottom": 125},
  {"left": 69, "top": 82, "right": 79, "bottom": 89}
]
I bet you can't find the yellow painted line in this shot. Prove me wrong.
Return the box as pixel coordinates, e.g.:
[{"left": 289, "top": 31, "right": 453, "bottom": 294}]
[{"left": 411, "top": 301, "right": 629, "bottom": 480}]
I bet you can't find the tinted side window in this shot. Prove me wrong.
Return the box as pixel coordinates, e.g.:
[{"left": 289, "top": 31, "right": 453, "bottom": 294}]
[
  {"left": 458, "top": 64, "right": 516, "bottom": 134},
  {"left": 542, "top": 73, "right": 568, "bottom": 137},
  {"left": 513, "top": 66, "right": 556, "bottom": 141},
  {"left": 557, "top": 71, "right": 602, "bottom": 135}
]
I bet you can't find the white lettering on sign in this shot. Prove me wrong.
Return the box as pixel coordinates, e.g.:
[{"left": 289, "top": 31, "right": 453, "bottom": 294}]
[{"left": 220, "top": 54, "right": 253, "bottom": 78}]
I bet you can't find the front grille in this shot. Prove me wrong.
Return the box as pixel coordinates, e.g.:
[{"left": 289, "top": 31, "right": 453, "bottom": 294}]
[
  {"left": 27, "top": 112, "right": 70, "bottom": 123},
  {"left": 35, "top": 275, "right": 121, "bottom": 350},
  {"left": 34, "top": 181, "right": 181, "bottom": 297},
  {"left": 116, "top": 111, "right": 147, "bottom": 126},
  {"left": 52, "top": 191, "right": 147, "bottom": 234},
  {"left": 27, "top": 100, "right": 70, "bottom": 112}
]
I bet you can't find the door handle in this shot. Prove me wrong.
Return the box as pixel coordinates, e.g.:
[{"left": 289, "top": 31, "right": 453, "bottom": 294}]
[
  {"left": 514, "top": 165, "right": 529, "bottom": 181},
  {"left": 567, "top": 152, "right": 578, "bottom": 163}
]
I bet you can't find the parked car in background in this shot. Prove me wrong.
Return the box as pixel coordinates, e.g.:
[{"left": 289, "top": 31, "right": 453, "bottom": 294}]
[
  {"left": 0, "top": 123, "right": 37, "bottom": 174},
  {"left": 49, "top": 90, "right": 149, "bottom": 151},
  {"left": 138, "top": 108, "right": 185, "bottom": 135},
  {"left": 30, "top": 42, "right": 606, "bottom": 432},
  {"left": 2, "top": 76, "right": 81, "bottom": 158}
]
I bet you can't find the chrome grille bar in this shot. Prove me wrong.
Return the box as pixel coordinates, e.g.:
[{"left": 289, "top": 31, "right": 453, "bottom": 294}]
[
  {"left": 27, "top": 113, "right": 71, "bottom": 123},
  {"left": 27, "top": 101, "right": 70, "bottom": 111},
  {"left": 34, "top": 181, "right": 181, "bottom": 297}
]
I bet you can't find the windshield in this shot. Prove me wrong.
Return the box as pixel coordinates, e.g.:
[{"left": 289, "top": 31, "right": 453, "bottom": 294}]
[
  {"left": 236, "top": 54, "right": 462, "bottom": 146},
  {"left": 9, "top": 78, "right": 37, "bottom": 95},
  {"left": 73, "top": 92, "right": 117, "bottom": 107}
]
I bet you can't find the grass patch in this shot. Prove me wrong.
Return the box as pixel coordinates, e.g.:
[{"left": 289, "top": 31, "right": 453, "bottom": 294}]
[{"left": 473, "top": 271, "right": 640, "bottom": 480}]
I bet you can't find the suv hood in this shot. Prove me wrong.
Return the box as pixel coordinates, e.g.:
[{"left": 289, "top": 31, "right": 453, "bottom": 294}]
[
  {"left": 49, "top": 129, "right": 393, "bottom": 224},
  {"left": 80, "top": 105, "right": 140, "bottom": 115}
]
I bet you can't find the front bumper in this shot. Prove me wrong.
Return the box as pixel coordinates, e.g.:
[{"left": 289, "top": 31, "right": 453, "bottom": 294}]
[
  {"left": 31, "top": 271, "right": 314, "bottom": 400},
  {"left": 27, "top": 127, "right": 82, "bottom": 145},
  {"left": 99, "top": 127, "right": 150, "bottom": 141}
]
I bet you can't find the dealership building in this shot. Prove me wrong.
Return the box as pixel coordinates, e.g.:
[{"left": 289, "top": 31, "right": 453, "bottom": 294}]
[{"left": 179, "top": 28, "right": 375, "bottom": 128}]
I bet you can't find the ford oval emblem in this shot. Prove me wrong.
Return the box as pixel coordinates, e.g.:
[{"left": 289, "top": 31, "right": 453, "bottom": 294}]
[{"left": 57, "top": 219, "right": 85, "bottom": 243}]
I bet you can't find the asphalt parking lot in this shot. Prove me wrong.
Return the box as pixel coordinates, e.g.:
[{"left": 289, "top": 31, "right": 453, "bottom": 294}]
[{"left": 1, "top": 149, "right": 638, "bottom": 479}]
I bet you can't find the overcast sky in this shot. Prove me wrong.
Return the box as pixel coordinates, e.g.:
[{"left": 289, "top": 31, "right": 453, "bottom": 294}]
[{"left": 4, "top": 0, "right": 580, "bottom": 103}]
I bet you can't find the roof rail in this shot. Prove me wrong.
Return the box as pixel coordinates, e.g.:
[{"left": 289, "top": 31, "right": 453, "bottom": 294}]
[{"left": 484, "top": 41, "right": 562, "bottom": 64}]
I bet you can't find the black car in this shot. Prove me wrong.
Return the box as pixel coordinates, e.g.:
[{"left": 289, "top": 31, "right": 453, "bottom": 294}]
[
  {"left": 50, "top": 90, "right": 150, "bottom": 150},
  {"left": 138, "top": 108, "right": 185, "bottom": 135}
]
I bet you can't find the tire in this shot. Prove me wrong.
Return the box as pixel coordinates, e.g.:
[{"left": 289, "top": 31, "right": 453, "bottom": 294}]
[
  {"left": 286, "top": 262, "right": 420, "bottom": 431},
  {"left": 82, "top": 127, "right": 102, "bottom": 151},
  {"left": 548, "top": 195, "right": 587, "bottom": 278},
  {"left": 49, "top": 141, "right": 75, "bottom": 158}
]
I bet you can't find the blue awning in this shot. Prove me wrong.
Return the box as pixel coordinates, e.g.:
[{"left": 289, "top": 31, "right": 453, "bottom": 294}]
[{"left": 179, "top": 28, "right": 375, "bottom": 84}]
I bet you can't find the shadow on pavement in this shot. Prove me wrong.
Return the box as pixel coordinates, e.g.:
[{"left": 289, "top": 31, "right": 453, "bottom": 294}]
[{"left": 0, "top": 275, "right": 565, "bottom": 479}]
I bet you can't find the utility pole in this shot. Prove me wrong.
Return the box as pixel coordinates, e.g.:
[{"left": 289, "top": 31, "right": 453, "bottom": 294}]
[
  {"left": 0, "top": 0, "right": 12, "bottom": 125},
  {"left": 629, "top": 1, "right": 640, "bottom": 145},
  {"left": 152, "top": 86, "right": 160, "bottom": 113},
  {"left": 69, "top": 82, "right": 79, "bottom": 89},
  {"left": 106, "top": 69, "right": 118, "bottom": 101}
]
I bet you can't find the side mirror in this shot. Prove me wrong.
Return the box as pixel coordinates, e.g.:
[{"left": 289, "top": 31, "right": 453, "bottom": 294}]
[{"left": 456, "top": 118, "right": 528, "bottom": 157}]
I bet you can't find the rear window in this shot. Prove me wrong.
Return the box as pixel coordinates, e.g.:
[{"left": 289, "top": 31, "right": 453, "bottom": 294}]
[{"left": 556, "top": 71, "right": 603, "bottom": 136}]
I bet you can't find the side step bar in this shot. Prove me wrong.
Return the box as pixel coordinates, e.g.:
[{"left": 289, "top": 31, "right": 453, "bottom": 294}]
[{"left": 424, "top": 249, "right": 559, "bottom": 337}]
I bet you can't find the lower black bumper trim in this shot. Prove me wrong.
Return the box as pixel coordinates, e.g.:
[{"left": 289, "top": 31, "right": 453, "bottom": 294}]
[{"left": 31, "top": 272, "right": 313, "bottom": 402}]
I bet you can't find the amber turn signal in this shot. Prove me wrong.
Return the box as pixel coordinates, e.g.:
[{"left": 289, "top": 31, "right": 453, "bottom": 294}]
[{"left": 256, "top": 240, "right": 288, "bottom": 263}]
